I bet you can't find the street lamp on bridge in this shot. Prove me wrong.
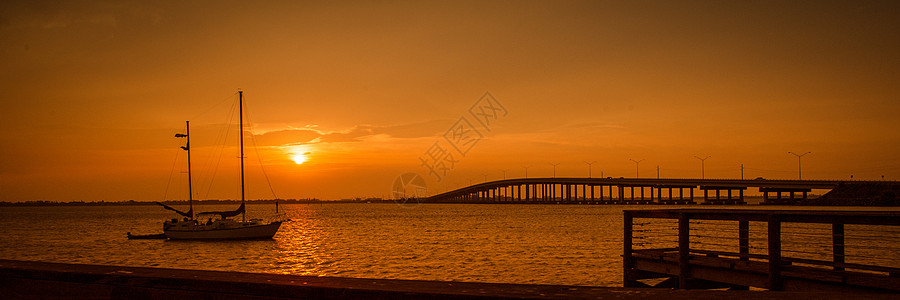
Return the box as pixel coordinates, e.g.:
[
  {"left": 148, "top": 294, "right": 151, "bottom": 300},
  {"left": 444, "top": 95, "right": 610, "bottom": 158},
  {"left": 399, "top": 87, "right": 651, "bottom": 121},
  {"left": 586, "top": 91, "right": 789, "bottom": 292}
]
[
  {"left": 550, "top": 162, "right": 560, "bottom": 178},
  {"left": 694, "top": 155, "right": 711, "bottom": 179},
  {"left": 584, "top": 161, "right": 597, "bottom": 178},
  {"left": 788, "top": 151, "right": 811, "bottom": 180},
  {"left": 629, "top": 159, "right": 644, "bottom": 178},
  {"left": 523, "top": 166, "right": 530, "bottom": 179}
]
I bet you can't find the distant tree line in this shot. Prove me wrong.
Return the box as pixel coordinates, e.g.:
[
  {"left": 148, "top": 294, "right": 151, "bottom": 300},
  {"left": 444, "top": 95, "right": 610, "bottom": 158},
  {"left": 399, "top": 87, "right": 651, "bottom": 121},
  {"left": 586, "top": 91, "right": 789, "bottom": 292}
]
[{"left": 0, "top": 198, "right": 370, "bottom": 207}]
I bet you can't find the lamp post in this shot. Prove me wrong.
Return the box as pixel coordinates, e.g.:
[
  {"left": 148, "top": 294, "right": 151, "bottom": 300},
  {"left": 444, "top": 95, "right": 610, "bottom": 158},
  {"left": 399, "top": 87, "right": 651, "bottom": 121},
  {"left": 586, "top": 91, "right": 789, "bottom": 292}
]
[
  {"left": 629, "top": 159, "right": 644, "bottom": 178},
  {"left": 584, "top": 161, "right": 596, "bottom": 178},
  {"left": 550, "top": 163, "right": 560, "bottom": 178},
  {"left": 501, "top": 169, "right": 509, "bottom": 180},
  {"left": 523, "top": 166, "right": 530, "bottom": 179},
  {"left": 694, "top": 156, "right": 710, "bottom": 179},
  {"left": 788, "top": 151, "right": 810, "bottom": 180}
]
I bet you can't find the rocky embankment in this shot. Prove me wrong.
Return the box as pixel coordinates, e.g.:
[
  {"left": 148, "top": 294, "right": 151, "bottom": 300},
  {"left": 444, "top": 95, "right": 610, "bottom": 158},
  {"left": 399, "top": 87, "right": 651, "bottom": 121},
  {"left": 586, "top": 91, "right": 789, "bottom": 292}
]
[{"left": 800, "top": 182, "right": 900, "bottom": 206}]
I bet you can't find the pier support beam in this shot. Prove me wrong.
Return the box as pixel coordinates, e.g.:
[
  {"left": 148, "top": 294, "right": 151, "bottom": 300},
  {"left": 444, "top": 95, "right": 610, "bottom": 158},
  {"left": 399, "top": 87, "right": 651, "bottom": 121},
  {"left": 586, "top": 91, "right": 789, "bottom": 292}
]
[
  {"left": 767, "top": 215, "right": 782, "bottom": 291},
  {"left": 833, "top": 223, "right": 844, "bottom": 271},
  {"left": 678, "top": 213, "right": 691, "bottom": 289},
  {"left": 739, "top": 219, "right": 749, "bottom": 261}
]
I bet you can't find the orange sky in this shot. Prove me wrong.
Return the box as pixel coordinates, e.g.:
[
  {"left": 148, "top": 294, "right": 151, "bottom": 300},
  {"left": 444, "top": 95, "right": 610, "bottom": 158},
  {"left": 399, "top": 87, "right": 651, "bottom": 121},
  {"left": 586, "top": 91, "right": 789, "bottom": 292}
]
[{"left": 2, "top": 1, "right": 899, "bottom": 201}]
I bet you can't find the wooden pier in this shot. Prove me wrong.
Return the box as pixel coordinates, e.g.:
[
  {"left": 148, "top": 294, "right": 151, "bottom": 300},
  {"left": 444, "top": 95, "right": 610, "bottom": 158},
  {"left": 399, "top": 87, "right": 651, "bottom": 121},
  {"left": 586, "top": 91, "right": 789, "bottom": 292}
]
[{"left": 623, "top": 209, "right": 900, "bottom": 292}]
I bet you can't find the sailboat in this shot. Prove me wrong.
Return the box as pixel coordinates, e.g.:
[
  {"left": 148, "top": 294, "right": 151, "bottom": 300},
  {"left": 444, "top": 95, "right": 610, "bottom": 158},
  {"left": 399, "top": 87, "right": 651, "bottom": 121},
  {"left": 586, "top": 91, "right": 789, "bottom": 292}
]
[{"left": 160, "top": 90, "right": 282, "bottom": 240}]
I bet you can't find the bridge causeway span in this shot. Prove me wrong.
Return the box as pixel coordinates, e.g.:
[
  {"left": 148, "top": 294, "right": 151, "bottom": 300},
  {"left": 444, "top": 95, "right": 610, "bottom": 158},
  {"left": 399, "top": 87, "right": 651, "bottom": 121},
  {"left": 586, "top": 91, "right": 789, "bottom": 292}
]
[{"left": 425, "top": 178, "right": 853, "bottom": 205}]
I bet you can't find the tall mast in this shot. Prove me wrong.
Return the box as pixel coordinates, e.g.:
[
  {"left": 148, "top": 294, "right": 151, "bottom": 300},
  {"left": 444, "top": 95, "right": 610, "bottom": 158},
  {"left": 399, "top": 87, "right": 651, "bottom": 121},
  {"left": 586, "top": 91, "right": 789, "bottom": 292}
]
[
  {"left": 239, "top": 90, "right": 246, "bottom": 222},
  {"left": 186, "top": 121, "right": 193, "bottom": 219},
  {"left": 175, "top": 121, "right": 193, "bottom": 219}
]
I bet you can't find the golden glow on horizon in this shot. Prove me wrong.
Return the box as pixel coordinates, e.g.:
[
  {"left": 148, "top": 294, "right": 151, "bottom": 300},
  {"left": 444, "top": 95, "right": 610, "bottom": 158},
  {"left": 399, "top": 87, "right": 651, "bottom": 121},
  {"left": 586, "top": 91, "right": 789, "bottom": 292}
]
[{"left": 1, "top": 1, "right": 898, "bottom": 202}]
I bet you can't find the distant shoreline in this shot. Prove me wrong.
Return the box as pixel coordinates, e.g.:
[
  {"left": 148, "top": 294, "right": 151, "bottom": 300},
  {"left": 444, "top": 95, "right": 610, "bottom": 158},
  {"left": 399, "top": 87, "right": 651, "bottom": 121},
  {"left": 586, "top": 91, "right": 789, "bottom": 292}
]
[
  {"left": 4, "top": 193, "right": 897, "bottom": 207},
  {"left": 0, "top": 198, "right": 395, "bottom": 207}
]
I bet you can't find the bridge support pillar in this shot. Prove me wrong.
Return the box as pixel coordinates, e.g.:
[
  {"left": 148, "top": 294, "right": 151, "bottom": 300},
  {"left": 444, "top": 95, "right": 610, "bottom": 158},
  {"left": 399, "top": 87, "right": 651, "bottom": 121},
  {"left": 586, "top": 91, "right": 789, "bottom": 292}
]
[
  {"left": 599, "top": 185, "right": 604, "bottom": 201},
  {"left": 619, "top": 186, "right": 625, "bottom": 203},
  {"left": 590, "top": 185, "right": 595, "bottom": 202},
  {"left": 760, "top": 187, "right": 812, "bottom": 205},
  {"left": 656, "top": 187, "right": 660, "bottom": 202}
]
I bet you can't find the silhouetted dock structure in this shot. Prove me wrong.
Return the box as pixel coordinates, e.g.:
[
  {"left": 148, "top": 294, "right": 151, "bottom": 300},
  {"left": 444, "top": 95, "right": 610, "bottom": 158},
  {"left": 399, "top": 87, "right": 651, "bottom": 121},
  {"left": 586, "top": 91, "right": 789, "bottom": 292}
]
[
  {"left": 623, "top": 209, "right": 900, "bottom": 292},
  {"left": 3, "top": 259, "right": 896, "bottom": 299},
  {"left": 426, "top": 178, "right": 861, "bottom": 205}
]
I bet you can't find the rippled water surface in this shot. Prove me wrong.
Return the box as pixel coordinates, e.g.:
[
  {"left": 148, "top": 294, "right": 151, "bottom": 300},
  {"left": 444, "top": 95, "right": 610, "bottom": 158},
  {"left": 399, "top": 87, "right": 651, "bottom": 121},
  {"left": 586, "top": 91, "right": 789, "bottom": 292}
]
[{"left": 1, "top": 204, "right": 897, "bottom": 286}]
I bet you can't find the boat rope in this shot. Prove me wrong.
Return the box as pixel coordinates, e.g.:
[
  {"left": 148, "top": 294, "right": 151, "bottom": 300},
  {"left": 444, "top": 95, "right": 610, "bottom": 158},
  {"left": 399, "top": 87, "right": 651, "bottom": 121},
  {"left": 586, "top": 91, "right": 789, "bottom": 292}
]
[
  {"left": 189, "top": 91, "right": 238, "bottom": 121},
  {"left": 202, "top": 97, "right": 239, "bottom": 199},
  {"left": 243, "top": 95, "right": 279, "bottom": 200},
  {"left": 162, "top": 128, "right": 185, "bottom": 201}
]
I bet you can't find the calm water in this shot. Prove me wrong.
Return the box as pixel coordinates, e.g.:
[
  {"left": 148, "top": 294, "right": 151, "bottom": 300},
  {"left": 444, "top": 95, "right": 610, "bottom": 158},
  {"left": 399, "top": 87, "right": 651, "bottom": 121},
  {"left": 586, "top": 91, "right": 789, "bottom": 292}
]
[{"left": 1, "top": 204, "right": 898, "bottom": 286}]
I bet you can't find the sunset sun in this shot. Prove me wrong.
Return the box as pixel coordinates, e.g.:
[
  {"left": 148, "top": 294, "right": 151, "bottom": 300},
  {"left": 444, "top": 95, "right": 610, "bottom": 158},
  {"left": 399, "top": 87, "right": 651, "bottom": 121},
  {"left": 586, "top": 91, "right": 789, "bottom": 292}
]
[{"left": 291, "top": 151, "right": 311, "bottom": 164}]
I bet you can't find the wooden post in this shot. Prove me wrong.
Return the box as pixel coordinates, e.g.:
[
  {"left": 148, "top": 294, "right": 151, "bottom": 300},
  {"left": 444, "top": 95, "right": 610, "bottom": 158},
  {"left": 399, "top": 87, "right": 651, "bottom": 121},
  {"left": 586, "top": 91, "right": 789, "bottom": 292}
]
[
  {"left": 833, "top": 223, "right": 845, "bottom": 271},
  {"left": 623, "top": 211, "right": 636, "bottom": 287},
  {"left": 678, "top": 213, "right": 691, "bottom": 289},
  {"left": 739, "top": 219, "right": 749, "bottom": 261},
  {"left": 767, "top": 215, "right": 782, "bottom": 291}
]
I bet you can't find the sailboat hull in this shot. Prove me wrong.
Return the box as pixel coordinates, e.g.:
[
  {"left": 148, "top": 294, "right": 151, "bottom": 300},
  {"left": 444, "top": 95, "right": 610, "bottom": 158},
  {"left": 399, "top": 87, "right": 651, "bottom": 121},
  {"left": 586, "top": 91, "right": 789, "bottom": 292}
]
[{"left": 164, "top": 221, "right": 282, "bottom": 240}]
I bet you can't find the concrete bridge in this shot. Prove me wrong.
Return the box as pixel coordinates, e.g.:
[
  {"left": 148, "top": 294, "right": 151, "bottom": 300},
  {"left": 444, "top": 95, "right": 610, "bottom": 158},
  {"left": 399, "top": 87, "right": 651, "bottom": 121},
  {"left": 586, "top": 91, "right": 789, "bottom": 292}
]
[{"left": 425, "top": 178, "right": 853, "bottom": 205}]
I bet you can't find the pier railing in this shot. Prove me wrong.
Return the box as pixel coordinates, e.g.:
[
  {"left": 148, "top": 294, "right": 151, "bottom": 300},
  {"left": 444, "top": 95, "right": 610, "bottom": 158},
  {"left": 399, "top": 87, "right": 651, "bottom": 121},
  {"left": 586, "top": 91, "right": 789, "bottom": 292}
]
[{"left": 623, "top": 209, "right": 900, "bottom": 292}]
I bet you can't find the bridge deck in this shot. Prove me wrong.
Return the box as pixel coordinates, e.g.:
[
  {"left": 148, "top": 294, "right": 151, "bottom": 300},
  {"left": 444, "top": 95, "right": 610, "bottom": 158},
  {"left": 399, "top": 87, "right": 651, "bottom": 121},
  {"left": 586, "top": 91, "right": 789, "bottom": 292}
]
[{"left": 425, "top": 178, "right": 859, "bottom": 204}]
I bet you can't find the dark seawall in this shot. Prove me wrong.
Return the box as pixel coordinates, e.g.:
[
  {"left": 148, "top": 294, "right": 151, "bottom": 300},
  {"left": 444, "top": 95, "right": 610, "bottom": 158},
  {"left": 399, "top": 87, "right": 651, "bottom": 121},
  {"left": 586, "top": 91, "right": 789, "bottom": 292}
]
[{"left": 0, "top": 259, "right": 891, "bottom": 299}]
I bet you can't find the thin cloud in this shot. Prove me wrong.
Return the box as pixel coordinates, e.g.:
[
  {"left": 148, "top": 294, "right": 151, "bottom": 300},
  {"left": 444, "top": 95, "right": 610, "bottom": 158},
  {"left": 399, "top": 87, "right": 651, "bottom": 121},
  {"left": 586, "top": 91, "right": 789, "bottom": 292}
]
[{"left": 254, "top": 119, "right": 452, "bottom": 146}]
